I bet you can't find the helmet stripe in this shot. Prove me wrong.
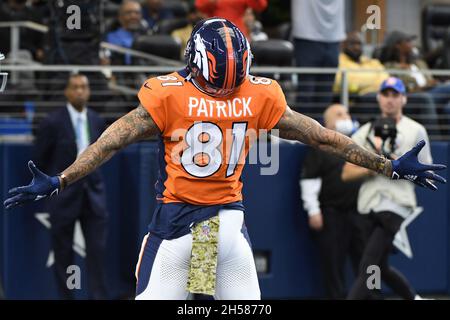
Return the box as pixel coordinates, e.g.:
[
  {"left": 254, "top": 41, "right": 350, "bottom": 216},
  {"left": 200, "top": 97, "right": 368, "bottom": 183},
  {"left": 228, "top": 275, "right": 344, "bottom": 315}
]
[
  {"left": 221, "top": 22, "right": 236, "bottom": 90},
  {"left": 242, "top": 49, "right": 248, "bottom": 78}
]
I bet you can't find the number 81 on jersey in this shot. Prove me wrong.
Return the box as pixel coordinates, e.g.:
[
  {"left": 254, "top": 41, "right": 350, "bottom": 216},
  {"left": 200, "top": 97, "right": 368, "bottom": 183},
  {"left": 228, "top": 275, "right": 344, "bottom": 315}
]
[{"left": 175, "top": 121, "right": 249, "bottom": 178}]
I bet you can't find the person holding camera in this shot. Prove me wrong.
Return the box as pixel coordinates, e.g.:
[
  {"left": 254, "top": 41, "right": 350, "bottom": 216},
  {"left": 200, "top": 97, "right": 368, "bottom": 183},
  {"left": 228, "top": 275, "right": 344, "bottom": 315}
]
[{"left": 342, "top": 77, "right": 431, "bottom": 300}]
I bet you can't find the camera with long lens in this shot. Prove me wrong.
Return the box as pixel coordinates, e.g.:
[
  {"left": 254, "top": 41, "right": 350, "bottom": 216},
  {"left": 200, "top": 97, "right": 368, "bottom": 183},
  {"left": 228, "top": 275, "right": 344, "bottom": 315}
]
[{"left": 371, "top": 117, "right": 397, "bottom": 158}]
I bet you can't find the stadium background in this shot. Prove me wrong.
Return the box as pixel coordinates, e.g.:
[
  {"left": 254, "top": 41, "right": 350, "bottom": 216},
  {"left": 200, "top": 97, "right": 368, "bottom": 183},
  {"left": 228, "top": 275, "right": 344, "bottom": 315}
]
[{"left": 1, "top": 0, "right": 450, "bottom": 299}]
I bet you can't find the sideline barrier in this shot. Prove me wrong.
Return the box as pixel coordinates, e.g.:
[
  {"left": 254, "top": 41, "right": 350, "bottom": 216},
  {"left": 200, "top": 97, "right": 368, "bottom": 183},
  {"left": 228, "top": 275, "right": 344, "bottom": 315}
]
[{"left": 0, "top": 142, "right": 449, "bottom": 299}]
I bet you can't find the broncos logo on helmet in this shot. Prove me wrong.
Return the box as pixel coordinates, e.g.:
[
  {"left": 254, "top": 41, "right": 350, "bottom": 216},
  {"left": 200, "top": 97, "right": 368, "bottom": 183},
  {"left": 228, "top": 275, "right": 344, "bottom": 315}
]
[
  {"left": 192, "top": 33, "right": 209, "bottom": 81},
  {"left": 0, "top": 52, "right": 8, "bottom": 93},
  {"left": 185, "top": 18, "right": 252, "bottom": 97}
]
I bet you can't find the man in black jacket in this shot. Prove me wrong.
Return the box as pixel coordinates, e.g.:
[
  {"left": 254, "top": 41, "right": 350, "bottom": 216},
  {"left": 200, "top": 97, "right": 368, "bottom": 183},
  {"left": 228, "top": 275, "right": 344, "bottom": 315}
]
[
  {"left": 33, "top": 74, "right": 108, "bottom": 299},
  {"left": 300, "top": 104, "right": 371, "bottom": 299}
]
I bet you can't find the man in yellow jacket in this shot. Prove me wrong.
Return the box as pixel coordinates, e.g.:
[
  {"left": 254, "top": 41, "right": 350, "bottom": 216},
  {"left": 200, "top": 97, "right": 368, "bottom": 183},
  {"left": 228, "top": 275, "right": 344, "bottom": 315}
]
[{"left": 334, "top": 31, "right": 389, "bottom": 96}]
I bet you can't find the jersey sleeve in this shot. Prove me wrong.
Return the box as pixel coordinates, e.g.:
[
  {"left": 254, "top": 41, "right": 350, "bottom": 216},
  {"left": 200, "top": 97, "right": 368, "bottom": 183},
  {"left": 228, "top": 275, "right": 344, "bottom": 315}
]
[
  {"left": 137, "top": 78, "right": 165, "bottom": 132},
  {"left": 258, "top": 80, "right": 287, "bottom": 130}
]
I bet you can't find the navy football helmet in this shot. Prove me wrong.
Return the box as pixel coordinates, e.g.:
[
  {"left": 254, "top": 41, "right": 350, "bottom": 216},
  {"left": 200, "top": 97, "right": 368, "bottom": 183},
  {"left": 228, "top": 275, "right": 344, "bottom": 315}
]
[
  {"left": 185, "top": 18, "right": 252, "bottom": 97},
  {"left": 0, "top": 52, "right": 7, "bottom": 93}
]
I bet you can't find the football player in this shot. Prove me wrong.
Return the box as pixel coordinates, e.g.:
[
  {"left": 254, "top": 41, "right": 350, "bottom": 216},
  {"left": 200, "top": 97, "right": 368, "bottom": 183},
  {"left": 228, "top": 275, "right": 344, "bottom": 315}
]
[{"left": 4, "top": 18, "right": 446, "bottom": 300}]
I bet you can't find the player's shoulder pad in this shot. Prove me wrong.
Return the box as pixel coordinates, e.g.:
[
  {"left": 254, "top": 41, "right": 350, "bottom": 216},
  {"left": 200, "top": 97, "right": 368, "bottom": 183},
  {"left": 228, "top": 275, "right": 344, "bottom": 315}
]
[
  {"left": 244, "top": 74, "right": 282, "bottom": 98},
  {"left": 141, "top": 72, "right": 185, "bottom": 96}
]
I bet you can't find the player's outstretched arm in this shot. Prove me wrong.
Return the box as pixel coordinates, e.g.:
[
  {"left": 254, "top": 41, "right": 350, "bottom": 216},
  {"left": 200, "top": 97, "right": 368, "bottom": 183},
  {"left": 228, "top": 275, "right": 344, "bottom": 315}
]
[
  {"left": 61, "top": 104, "right": 158, "bottom": 187},
  {"left": 275, "top": 106, "right": 392, "bottom": 175},
  {"left": 275, "top": 106, "right": 446, "bottom": 190},
  {"left": 4, "top": 105, "right": 158, "bottom": 209}
]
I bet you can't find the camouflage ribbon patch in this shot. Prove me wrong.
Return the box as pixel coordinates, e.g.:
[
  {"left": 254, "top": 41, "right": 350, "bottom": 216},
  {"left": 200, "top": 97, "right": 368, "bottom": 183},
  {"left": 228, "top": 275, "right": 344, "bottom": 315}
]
[{"left": 186, "top": 215, "right": 220, "bottom": 295}]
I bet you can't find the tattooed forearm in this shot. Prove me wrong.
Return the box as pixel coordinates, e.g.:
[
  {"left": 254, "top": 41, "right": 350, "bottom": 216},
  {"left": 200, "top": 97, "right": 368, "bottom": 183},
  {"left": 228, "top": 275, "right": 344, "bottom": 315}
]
[
  {"left": 341, "top": 143, "right": 392, "bottom": 177},
  {"left": 275, "top": 106, "right": 393, "bottom": 177},
  {"left": 60, "top": 105, "right": 158, "bottom": 188}
]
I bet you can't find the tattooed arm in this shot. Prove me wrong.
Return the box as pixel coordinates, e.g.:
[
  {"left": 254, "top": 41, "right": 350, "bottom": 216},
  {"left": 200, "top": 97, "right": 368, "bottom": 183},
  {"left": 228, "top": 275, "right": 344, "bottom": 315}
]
[
  {"left": 3, "top": 104, "right": 160, "bottom": 209},
  {"left": 275, "top": 106, "right": 393, "bottom": 176},
  {"left": 60, "top": 104, "right": 159, "bottom": 189}
]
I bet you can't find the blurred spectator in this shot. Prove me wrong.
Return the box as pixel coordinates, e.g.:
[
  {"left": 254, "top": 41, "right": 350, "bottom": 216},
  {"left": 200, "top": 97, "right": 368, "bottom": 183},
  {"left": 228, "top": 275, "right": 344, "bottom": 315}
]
[
  {"left": 33, "top": 74, "right": 108, "bottom": 300},
  {"left": 30, "top": 0, "right": 49, "bottom": 23},
  {"left": 171, "top": 5, "right": 206, "bottom": 59},
  {"left": 380, "top": 31, "right": 435, "bottom": 92},
  {"left": 0, "top": 0, "right": 45, "bottom": 62},
  {"left": 142, "top": 0, "right": 174, "bottom": 30},
  {"left": 243, "top": 8, "right": 268, "bottom": 42},
  {"left": 106, "top": 0, "right": 149, "bottom": 65},
  {"left": 45, "top": 0, "right": 102, "bottom": 65},
  {"left": 380, "top": 31, "right": 447, "bottom": 135},
  {"left": 301, "top": 104, "right": 369, "bottom": 299},
  {"left": 334, "top": 31, "right": 389, "bottom": 96},
  {"left": 342, "top": 77, "right": 427, "bottom": 300},
  {"left": 40, "top": 1, "right": 110, "bottom": 109},
  {"left": 291, "top": 0, "right": 345, "bottom": 113},
  {"left": 195, "top": 0, "right": 268, "bottom": 37}
]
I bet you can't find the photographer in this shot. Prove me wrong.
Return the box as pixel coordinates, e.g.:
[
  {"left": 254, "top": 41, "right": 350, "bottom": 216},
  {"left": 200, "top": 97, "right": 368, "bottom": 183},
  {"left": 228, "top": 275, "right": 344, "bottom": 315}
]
[{"left": 342, "top": 77, "right": 431, "bottom": 300}]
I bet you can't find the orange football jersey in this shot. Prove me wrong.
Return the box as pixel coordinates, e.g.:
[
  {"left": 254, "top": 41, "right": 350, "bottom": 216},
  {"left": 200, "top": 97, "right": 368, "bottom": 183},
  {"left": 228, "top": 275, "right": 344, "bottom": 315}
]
[{"left": 138, "top": 71, "right": 286, "bottom": 205}]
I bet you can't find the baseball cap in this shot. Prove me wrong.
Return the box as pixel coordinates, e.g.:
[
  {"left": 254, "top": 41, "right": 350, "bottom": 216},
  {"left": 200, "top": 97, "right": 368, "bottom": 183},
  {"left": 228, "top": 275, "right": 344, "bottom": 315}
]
[{"left": 379, "top": 77, "right": 406, "bottom": 94}]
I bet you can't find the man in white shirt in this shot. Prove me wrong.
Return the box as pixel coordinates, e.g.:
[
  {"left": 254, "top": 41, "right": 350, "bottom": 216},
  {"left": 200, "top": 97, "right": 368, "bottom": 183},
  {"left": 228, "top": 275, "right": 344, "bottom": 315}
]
[{"left": 342, "top": 77, "right": 430, "bottom": 300}]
